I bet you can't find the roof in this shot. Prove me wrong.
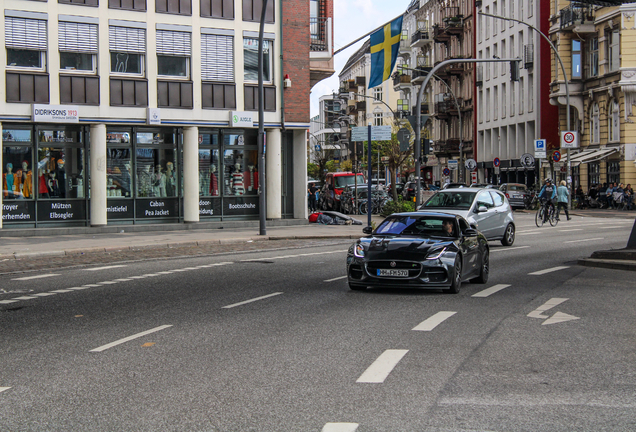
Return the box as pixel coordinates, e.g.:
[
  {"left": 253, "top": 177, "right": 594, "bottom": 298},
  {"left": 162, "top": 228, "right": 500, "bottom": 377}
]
[{"left": 339, "top": 39, "right": 370, "bottom": 78}]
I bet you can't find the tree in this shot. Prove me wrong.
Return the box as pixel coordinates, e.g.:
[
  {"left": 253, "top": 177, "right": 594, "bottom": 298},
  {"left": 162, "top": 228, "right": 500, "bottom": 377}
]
[{"left": 380, "top": 123, "right": 415, "bottom": 201}]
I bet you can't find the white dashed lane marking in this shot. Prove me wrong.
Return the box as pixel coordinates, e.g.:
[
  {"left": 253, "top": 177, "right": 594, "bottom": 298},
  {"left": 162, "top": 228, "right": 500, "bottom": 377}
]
[
  {"left": 322, "top": 423, "right": 359, "bottom": 432},
  {"left": 564, "top": 238, "right": 604, "bottom": 244},
  {"left": 324, "top": 276, "right": 347, "bottom": 282},
  {"left": 472, "top": 284, "right": 511, "bottom": 298},
  {"left": 90, "top": 325, "right": 173, "bottom": 352},
  {"left": 356, "top": 349, "right": 409, "bottom": 383},
  {"left": 12, "top": 274, "right": 60, "bottom": 281},
  {"left": 0, "top": 300, "right": 19, "bottom": 304},
  {"left": 490, "top": 246, "right": 529, "bottom": 253},
  {"left": 84, "top": 265, "right": 128, "bottom": 271},
  {"left": 528, "top": 266, "right": 569, "bottom": 275},
  {"left": 0, "top": 387, "right": 11, "bottom": 393},
  {"left": 412, "top": 311, "right": 456, "bottom": 331},
  {"left": 222, "top": 292, "right": 283, "bottom": 309}
]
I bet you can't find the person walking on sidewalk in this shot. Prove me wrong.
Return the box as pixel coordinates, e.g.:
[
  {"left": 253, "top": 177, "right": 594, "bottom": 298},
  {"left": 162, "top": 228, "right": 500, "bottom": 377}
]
[
  {"left": 556, "top": 180, "right": 571, "bottom": 221},
  {"left": 308, "top": 182, "right": 318, "bottom": 213}
]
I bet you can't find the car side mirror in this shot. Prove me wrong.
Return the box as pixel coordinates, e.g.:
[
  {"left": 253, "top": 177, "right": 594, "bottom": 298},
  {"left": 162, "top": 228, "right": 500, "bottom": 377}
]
[
  {"left": 362, "top": 226, "right": 373, "bottom": 234},
  {"left": 463, "top": 228, "right": 479, "bottom": 237},
  {"left": 475, "top": 205, "right": 488, "bottom": 213}
]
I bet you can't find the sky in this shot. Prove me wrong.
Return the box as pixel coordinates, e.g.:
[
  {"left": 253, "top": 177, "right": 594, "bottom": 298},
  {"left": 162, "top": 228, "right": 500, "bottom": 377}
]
[{"left": 309, "top": 0, "right": 414, "bottom": 118}]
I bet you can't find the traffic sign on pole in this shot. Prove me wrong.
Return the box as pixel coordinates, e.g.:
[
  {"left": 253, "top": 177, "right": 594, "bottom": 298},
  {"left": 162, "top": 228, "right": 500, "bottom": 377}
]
[
  {"left": 534, "top": 139, "right": 547, "bottom": 158},
  {"left": 552, "top": 150, "right": 561, "bottom": 163},
  {"left": 493, "top": 157, "right": 501, "bottom": 167},
  {"left": 561, "top": 131, "right": 579, "bottom": 149}
]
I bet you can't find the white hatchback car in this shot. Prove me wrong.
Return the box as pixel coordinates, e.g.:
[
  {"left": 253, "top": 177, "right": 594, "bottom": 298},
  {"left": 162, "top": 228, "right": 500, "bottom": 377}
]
[{"left": 418, "top": 188, "right": 515, "bottom": 246}]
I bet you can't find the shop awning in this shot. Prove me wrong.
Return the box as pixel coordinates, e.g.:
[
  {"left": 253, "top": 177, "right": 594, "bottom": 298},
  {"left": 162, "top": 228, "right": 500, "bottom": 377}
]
[{"left": 561, "top": 147, "right": 619, "bottom": 166}]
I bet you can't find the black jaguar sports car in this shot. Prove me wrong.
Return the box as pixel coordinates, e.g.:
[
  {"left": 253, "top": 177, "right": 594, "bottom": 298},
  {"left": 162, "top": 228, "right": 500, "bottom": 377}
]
[{"left": 346, "top": 212, "right": 489, "bottom": 293}]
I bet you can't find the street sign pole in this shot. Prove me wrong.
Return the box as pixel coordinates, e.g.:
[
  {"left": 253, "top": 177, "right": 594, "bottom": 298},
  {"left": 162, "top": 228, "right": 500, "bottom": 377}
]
[{"left": 367, "top": 124, "right": 372, "bottom": 229}]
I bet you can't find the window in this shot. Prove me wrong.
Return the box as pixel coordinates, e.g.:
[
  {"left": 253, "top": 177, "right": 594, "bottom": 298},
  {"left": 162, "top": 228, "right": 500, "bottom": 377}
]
[
  {"left": 156, "top": 30, "right": 191, "bottom": 79},
  {"left": 243, "top": 0, "right": 274, "bottom": 23},
  {"left": 494, "top": 86, "right": 498, "bottom": 120},
  {"left": 222, "top": 131, "right": 258, "bottom": 196},
  {"left": 135, "top": 132, "right": 178, "bottom": 198},
  {"left": 37, "top": 129, "right": 85, "bottom": 200},
  {"left": 501, "top": 40, "right": 506, "bottom": 75},
  {"left": 244, "top": 38, "right": 272, "bottom": 83},
  {"left": 528, "top": 74, "right": 534, "bottom": 112},
  {"left": 490, "top": 191, "right": 504, "bottom": 207},
  {"left": 156, "top": 0, "right": 191, "bottom": 15},
  {"left": 478, "top": 89, "right": 483, "bottom": 123},
  {"left": 589, "top": 37, "right": 599, "bottom": 77},
  {"left": 373, "top": 86, "right": 383, "bottom": 102},
  {"left": 588, "top": 162, "right": 600, "bottom": 186},
  {"left": 485, "top": 7, "right": 490, "bottom": 39},
  {"left": 608, "top": 28, "right": 620, "bottom": 73},
  {"left": 510, "top": 81, "right": 515, "bottom": 116},
  {"left": 477, "top": 191, "right": 494, "bottom": 208},
  {"left": 59, "top": 22, "right": 98, "bottom": 73},
  {"left": 485, "top": 88, "right": 490, "bottom": 122},
  {"left": 109, "top": 26, "right": 146, "bottom": 76},
  {"left": 2, "top": 129, "right": 34, "bottom": 200},
  {"left": 501, "top": 83, "right": 506, "bottom": 118},
  {"left": 607, "top": 161, "right": 621, "bottom": 184},
  {"left": 202, "top": 33, "right": 233, "bottom": 82},
  {"left": 610, "top": 100, "right": 620, "bottom": 142},
  {"left": 591, "top": 103, "right": 600, "bottom": 144},
  {"left": 373, "top": 111, "right": 383, "bottom": 126},
  {"left": 519, "top": 77, "right": 524, "bottom": 115},
  {"left": 493, "top": 2, "right": 497, "bottom": 35},
  {"left": 201, "top": 0, "right": 234, "bottom": 19},
  {"left": 572, "top": 40, "right": 581, "bottom": 78},
  {"left": 5, "top": 16, "right": 47, "bottom": 71}
]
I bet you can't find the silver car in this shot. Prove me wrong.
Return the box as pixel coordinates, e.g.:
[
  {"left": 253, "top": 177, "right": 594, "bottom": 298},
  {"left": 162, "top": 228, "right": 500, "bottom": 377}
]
[{"left": 418, "top": 188, "right": 515, "bottom": 246}]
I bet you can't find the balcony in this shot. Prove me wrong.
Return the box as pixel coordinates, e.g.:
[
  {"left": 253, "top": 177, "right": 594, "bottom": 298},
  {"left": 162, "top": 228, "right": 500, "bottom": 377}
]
[
  {"left": 412, "top": 65, "right": 433, "bottom": 84},
  {"left": 347, "top": 103, "right": 358, "bottom": 115},
  {"left": 355, "top": 76, "right": 366, "bottom": 87},
  {"left": 442, "top": 7, "right": 464, "bottom": 36},
  {"left": 560, "top": 4, "right": 595, "bottom": 34},
  {"left": 392, "top": 73, "right": 412, "bottom": 91},
  {"left": 356, "top": 101, "right": 366, "bottom": 112},
  {"left": 398, "top": 38, "right": 411, "bottom": 57},
  {"left": 411, "top": 27, "right": 432, "bottom": 48},
  {"left": 310, "top": 16, "right": 335, "bottom": 87},
  {"left": 433, "top": 24, "right": 450, "bottom": 44},
  {"left": 448, "top": 62, "right": 464, "bottom": 76},
  {"left": 433, "top": 139, "right": 461, "bottom": 155},
  {"left": 412, "top": 103, "right": 430, "bottom": 116}
]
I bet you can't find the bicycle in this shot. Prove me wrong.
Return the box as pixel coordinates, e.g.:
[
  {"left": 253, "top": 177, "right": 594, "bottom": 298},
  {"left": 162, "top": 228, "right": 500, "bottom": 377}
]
[{"left": 535, "top": 199, "right": 558, "bottom": 227}]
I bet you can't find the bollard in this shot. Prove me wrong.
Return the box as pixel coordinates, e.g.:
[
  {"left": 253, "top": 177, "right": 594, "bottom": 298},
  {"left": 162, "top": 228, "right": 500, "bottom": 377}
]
[{"left": 628, "top": 219, "right": 636, "bottom": 249}]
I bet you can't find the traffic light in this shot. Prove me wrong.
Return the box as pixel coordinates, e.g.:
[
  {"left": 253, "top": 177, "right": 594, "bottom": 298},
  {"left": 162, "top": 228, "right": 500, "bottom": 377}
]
[
  {"left": 421, "top": 138, "right": 431, "bottom": 155},
  {"left": 510, "top": 60, "right": 520, "bottom": 81}
]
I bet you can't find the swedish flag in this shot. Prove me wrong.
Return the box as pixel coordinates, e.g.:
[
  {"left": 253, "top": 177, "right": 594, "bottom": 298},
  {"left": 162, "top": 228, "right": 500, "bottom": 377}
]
[{"left": 368, "top": 16, "right": 404, "bottom": 89}]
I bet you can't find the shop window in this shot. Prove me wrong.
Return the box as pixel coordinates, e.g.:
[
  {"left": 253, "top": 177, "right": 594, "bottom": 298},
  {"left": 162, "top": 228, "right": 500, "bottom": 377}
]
[
  {"left": 37, "top": 130, "right": 85, "bottom": 199},
  {"left": 201, "top": 0, "right": 234, "bottom": 18},
  {"left": 106, "top": 143, "right": 133, "bottom": 198},
  {"left": 244, "top": 38, "right": 272, "bottom": 83},
  {"left": 198, "top": 132, "right": 220, "bottom": 196},
  {"left": 222, "top": 131, "right": 258, "bottom": 196},
  {"left": 3, "top": 129, "right": 34, "bottom": 200},
  {"left": 135, "top": 132, "right": 178, "bottom": 198}
]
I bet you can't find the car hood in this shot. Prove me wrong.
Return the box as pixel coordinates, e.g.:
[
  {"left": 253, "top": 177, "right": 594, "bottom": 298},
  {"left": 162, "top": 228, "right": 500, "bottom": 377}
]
[
  {"left": 359, "top": 236, "right": 456, "bottom": 259},
  {"left": 418, "top": 208, "right": 472, "bottom": 220}
]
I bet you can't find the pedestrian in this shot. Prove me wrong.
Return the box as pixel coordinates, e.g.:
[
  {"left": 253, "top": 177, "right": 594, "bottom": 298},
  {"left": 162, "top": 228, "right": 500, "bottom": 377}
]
[
  {"left": 556, "top": 180, "right": 571, "bottom": 221},
  {"left": 625, "top": 184, "right": 633, "bottom": 210},
  {"left": 606, "top": 182, "right": 616, "bottom": 209},
  {"left": 308, "top": 182, "right": 318, "bottom": 212}
]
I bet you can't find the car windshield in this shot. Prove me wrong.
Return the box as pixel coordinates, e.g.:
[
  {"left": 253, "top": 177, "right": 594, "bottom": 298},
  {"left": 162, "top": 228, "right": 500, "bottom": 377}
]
[
  {"left": 335, "top": 175, "right": 365, "bottom": 188},
  {"left": 423, "top": 191, "right": 476, "bottom": 209},
  {"left": 375, "top": 215, "right": 457, "bottom": 237}
]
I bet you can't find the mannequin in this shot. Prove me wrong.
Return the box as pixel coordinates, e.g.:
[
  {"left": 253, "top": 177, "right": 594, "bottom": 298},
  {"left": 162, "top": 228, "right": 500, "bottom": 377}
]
[
  {"left": 232, "top": 163, "right": 245, "bottom": 196},
  {"left": 209, "top": 164, "right": 219, "bottom": 196},
  {"left": 38, "top": 167, "right": 49, "bottom": 198},
  {"left": 3, "top": 163, "right": 15, "bottom": 198},
  {"left": 165, "top": 162, "right": 176, "bottom": 196},
  {"left": 18, "top": 160, "right": 33, "bottom": 199},
  {"left": 48, "top": 171, "right": 60, "bottom": 197},
  {"left": 153, "top": 165, "right": 166, "bottom": 197},
  {"left": 247, "top": 165, "right": 255, "bottom": 192},
  {"left": 56, "top": 159, "right": 66, "bottom": 198},
  {"left": 77, "top": 168, "right": 84, "bottom": 198}
]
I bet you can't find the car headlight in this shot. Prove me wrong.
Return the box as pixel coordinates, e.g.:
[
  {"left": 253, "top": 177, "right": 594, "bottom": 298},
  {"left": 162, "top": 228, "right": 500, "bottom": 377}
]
[
  {"left": 354, "top": 244, "right": 365, "bottom": 258},
  {"left": 425, "top": 247, "right": 447, "bottom": 260}
]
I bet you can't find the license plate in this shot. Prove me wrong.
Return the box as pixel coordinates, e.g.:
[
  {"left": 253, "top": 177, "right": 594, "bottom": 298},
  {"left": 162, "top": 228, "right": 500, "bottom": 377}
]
[
  {"left": 377, "top": 269, "right": 409, "bottom": 277},
  {"left": 512, "top": 194, "right": 522, "bottom": 199}
]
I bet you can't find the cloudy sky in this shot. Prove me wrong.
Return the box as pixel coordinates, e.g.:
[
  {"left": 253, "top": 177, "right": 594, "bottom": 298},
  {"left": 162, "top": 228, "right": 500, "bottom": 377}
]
[{"left": 310, "top": 0, "right": 414, "bottom": 117}]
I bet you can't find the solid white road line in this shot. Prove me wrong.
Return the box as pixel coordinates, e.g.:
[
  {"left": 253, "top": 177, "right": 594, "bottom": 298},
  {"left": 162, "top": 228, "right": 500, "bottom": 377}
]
[
  {"left": 528, "top": 266, "right": 569, "bottom": 275},
  {"left": 240, "top": 250, "right": 348, "bottom": 262},
  {"left": 12, "top": 296, "right": 37, "bottom": 300},
  {"left": 490, "top": 246, "right": 529, "bottom": 253},
  {"left": 33, "top": 292, "right": 57, "bottom": 297},
  {"left": 472, "top": 284, "right": 511, "bottom": 298},
  {"left": 0, "top": 387, "right": 11, "bottom": 393},
  {"left": 222, "top": 292, "right": 283, "bottom": 309},
  {"left": 356, "top": 349, "right": 409, "bottom": 383},
  {"left": 322, "top": 423, "right": 359, "bottom": 432},
  {"left": 565, "top": 238, "right": 604, "bottom": 244},
  {"left": 412, "top": 311, "right": 457, "bottom": 331},
  {"left": 324, "top": 275, "right": 347, "bottom": 282},
  {"left": 90, "top": 325, "right": 173, "bottom": 352},
  {"left": 12, "top": 274, "right": 60, "bottom": 281},
  {"left": 558, "top": 229, "right": 584, "bottom": 232},
  {"left": 528, "top": 298, "right": 569, "bottom": 319},
  {"left": 50, "top": 289, "right": 74, "bottom": 293},
  {"left": 84, "top": 265, "right": 128, "bottom": 271}
]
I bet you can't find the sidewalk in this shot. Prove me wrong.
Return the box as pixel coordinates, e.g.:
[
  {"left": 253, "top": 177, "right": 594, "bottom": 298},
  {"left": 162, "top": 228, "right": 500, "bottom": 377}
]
[{"left": 0, "top": 216, "right": 386, "bottom": 259}]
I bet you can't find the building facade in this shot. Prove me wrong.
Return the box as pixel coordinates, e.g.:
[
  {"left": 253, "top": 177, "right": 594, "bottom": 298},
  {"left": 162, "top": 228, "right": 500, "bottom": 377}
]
[
  {"left": 476, "top": 0, "right": 558, "bottom": 187},
  {"left": 549, "top": 0, "right": 636, "bottom": 190},
  {"left": 0, "top": 0, "right": 334, "bottom": 229}
]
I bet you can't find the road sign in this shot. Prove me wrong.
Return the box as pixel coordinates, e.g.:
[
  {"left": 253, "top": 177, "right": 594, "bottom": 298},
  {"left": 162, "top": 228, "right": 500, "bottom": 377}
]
[
  {"left": 381, "top": 156, "right": 390, "bottom": 163},
  {"left": 465, "top": 158, "right": 477, "bottom": 170},
  {"left": 471, "top": 171, "right": 478, "bottom": 184},
  {"left": 443, "top": 167, "right": 451, "bottom": 176},
  {"left": 561, "top": 131, "right": 579, "bottom": 149},
  {"left": 493, "top": 157, "right": 501, "bottom": 167},
  {"left": 534, "top": 139, "right": 547, "bottom": 158},
  {"left": 351, "top": 126, "right": 392, "bottom": 142},
  {"left": 552, "top": 150, "right": 561, "bottom": 163},
  {"left": 314, "top": 144, "right": 321, "bottom": 151},
  {"left": 520, "top": 153, "right": 535, "bottom": 168},
  {"left": 448, "top": 160, "right": 458, "bottom": 170}
]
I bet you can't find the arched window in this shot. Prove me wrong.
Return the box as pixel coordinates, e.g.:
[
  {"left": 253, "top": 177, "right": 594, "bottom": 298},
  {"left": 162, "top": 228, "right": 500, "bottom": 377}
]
[
  {"left": 609, "top": 100, "right": 620, "bottom": 142},
  {"left": 591, "top": 103, "right": 600, "bottom": 144}
]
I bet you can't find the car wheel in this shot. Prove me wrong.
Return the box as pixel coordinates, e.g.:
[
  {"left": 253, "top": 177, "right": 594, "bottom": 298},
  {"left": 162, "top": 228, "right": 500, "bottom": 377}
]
[
  {"left": 349, "top": 282, "right": 366, "bottom": 291},
  {"left": 501, "top": 223, "right": 515, "bottom": 246},
  {"left": 447, "top": 256, "right": 462, "bottom": 294},
  {"left": 471, "top": 248, "right": 489, "bottom": 284}
]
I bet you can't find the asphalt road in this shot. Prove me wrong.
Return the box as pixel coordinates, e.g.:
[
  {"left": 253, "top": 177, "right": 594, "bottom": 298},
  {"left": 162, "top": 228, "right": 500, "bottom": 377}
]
[{"left": 1, "top": 214, "right": 635, "bottom": 431}]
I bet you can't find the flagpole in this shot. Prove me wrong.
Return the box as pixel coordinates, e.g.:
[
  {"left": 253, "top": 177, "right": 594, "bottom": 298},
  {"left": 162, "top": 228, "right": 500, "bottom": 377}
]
[{"left": 333, "top": 14, "right": 404, "bottom": 56}]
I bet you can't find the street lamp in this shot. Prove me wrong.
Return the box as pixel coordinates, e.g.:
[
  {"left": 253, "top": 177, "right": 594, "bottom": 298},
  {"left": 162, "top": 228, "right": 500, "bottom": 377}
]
[{"left": 479, "top": 11, "right": 572, "bottom": 208}]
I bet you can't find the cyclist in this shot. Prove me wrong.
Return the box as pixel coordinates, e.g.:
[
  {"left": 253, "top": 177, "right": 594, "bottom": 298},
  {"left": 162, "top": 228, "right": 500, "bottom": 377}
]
[{"left": 538, "top": 178, "right": 557, "bottom": 223}]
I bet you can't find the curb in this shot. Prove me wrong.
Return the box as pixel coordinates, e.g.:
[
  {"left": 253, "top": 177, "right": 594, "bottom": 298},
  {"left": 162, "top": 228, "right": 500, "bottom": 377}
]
[{"left": 578, "top": 258, "right": 636, "bottom": 271}]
